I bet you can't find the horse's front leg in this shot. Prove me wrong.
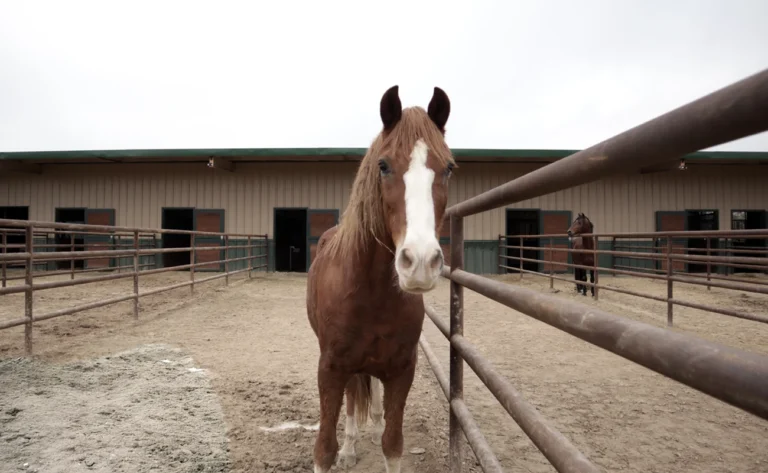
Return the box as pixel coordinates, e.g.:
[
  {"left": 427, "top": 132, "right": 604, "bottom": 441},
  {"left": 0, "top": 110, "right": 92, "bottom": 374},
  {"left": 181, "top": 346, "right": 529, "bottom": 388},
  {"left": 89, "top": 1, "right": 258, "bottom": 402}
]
[
  {"left": 313, "top": 362, "right": 350, "bottom": 473},
  {"left": 589, "top": 269, "right": 595, "bottom": 297},
  {"left": 370, "top": 377, "right": 384, "bottom": 445},
  {"left": 337, "top": 379, "right": 359, "bottom": 468},
  {"left": 380, "top": 360, "right": 416, "bottom": 473}
]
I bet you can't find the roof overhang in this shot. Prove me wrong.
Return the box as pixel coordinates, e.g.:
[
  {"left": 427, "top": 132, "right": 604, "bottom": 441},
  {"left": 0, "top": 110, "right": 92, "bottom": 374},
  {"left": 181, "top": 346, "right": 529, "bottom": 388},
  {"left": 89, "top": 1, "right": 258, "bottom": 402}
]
[{"left": 1, "top": 148, "right": 766, "bottom": 168}]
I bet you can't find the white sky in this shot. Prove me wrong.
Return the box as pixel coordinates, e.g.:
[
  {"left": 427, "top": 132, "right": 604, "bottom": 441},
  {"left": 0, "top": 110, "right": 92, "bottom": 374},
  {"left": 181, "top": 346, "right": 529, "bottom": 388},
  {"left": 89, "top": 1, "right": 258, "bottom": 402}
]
[{"left": 1, "top": 0, "right": 767, "bottom": 153}]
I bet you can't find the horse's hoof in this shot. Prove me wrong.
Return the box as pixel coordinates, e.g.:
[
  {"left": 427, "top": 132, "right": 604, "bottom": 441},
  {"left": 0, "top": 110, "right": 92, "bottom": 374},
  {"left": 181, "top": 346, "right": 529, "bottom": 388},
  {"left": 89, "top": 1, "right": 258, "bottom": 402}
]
[{"left": 336, "top": 450, "right": 357, "bottom": 469}]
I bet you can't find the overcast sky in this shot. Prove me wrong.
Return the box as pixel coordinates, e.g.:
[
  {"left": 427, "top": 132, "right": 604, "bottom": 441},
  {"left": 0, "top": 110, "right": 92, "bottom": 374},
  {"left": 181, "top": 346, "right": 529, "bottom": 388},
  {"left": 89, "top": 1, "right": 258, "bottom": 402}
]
[{"left": 1, "top": 0, "right": 767, "bottom": 153}]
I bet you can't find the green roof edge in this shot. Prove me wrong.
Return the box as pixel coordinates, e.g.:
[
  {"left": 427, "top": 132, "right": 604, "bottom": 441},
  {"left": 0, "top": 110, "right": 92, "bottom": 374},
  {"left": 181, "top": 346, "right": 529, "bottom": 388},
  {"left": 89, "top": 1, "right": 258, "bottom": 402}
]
[{"left": 1, "top": 147, "right": 767, "bottom": 161}]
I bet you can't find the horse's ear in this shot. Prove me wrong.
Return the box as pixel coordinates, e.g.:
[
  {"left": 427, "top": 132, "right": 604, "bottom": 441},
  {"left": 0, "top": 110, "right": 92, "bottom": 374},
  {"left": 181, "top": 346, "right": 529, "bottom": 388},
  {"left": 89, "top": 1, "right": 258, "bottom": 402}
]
[
  {"left": 427, "top": 86, "right": 450, "bottom": 133},
  {"left": 380, "top": 85, "right": 402, "bottom": 132}
]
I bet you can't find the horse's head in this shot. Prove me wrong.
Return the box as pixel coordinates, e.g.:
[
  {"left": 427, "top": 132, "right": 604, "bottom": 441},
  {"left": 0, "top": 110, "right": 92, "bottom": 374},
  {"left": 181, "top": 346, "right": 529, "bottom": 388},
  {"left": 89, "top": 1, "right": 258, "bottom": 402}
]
[
  {"left": 377, "top": 85, "right": 455, "bottom": 294},
  {"left": 567, "top": 213, "right": 593, "bottom": 241}
]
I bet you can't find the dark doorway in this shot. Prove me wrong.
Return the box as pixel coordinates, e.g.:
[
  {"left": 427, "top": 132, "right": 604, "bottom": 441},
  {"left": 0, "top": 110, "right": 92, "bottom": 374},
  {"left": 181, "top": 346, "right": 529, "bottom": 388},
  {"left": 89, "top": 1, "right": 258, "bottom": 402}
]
[
  {"left": 505, "top": 209, "right": 540, "bottom": 273},
  {"left": 55, "top": 208, "right": 86, "bottom": 269},
  {"left": 731, "top": 210, "right": 767, "bottom": 274},
  {"left": 274, "top": 208, "right": 307, "bottom": 272},
  {"left": 162, "top": 208, "right": 194, "bottom": 268},
  {"left": 0, "top": 206, "right": 30, "bottom": 268},
  {"left": 686, "top": 210, "right": 719, "bottom": 273}
]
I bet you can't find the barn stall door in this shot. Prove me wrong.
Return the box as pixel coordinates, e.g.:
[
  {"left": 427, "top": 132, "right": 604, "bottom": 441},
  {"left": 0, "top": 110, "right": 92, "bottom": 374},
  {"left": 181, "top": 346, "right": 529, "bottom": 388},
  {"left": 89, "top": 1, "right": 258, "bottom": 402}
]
[
  {"left": 307, "top": 209, "right": 339, "bottom": 268},
  {"left": 539, "top": 211, "right": 572, "bottom": 273},
  {"left": 655, "top": 211, "right": 687, "bottom": 273},
  {"left": 194, "top": 209, "right": 225, "bottom": 272},
  {"left": 83, "top": 209, "right": 116, "bottom": 270}
]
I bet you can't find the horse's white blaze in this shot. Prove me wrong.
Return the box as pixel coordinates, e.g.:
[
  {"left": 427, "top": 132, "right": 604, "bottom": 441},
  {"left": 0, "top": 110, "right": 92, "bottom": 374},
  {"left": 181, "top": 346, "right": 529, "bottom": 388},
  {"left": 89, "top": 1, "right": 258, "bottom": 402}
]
[
  {"left": 395, "top": 138, "right": 442, "bottom": 291},
  {"left": 402, "top": 139, "right": 436, "bottom": 250}
]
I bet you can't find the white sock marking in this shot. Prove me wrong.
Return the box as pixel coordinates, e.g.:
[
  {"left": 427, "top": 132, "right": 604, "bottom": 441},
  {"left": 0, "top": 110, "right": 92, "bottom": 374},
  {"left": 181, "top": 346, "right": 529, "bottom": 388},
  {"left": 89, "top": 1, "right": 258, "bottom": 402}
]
[
  {"left": 385, "top": 455, "right": 402, "bottom": 473},
  {"left": 339, "top": 411, "right": 358, "bottom": 460}
]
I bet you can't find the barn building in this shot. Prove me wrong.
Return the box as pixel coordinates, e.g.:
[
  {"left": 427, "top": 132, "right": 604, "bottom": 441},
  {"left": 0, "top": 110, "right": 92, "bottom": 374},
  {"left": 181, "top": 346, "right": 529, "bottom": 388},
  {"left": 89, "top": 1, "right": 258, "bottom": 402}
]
[{"left": 1, "top": 148, "right": 767, "bottom": 274}]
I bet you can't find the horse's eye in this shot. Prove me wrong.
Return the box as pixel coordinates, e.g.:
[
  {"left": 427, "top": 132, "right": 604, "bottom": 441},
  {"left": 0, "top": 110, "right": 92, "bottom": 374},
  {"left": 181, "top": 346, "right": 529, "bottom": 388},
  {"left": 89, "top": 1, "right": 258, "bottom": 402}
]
[{"left": 378, "top": 159, "right": 391, "bottom": 176}]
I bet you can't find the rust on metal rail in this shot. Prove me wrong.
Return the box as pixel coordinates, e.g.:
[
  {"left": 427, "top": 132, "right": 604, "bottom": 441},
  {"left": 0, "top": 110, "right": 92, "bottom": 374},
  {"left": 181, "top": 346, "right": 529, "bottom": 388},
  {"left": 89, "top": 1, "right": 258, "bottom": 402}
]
[
  {"left": 443, "top": 266, "right": 768, "bottom": 420},
  {"left": 0, "top": 219, "right": 270, "bottom": 355}
]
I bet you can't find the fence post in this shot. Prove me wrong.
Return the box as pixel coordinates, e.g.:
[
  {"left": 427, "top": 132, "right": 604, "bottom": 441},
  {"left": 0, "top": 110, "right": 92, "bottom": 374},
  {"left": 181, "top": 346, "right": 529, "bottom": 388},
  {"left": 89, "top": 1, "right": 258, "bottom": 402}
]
[
  {"left": 190, "top": 234, "right": 196, "bottom": 293},
  {"left": 133, "top": 230, "right": 139, "bottom": 319},
  {"left": 518, "top": 236, "right": 523, "bottom": 280},
  {"left": 449, "top": 215, "right": 464, "bottom": 473},
  {"left": 1, "top": 231, "right": 6, "bottom": 288},
  {"left": 666, "top": 236, "right": 673, "bottom": 327},
  {"left": 116, "top": 235, "right": 121, "bottom": 273},
  {"left": 224, "top": 235, "right": 230, "bottom": 285},
  {"left": 548, "top": 237, "right": 554, "bottom": 289},
  {"left": 706, "top": 237, "right": 711, "bottom": 290},
  {"left": 152, "top": 234, "right": 158, "bottom": 269},
  {"left": 70, "top": 233, "right": 75, "bottom": 280},
  {"left": 610, "top": 237, "right": 616, "bottom": 272},
  {"left": 248, "top": 235, "right": 253, "bottom": 279},
  {"left": 497, "top": 234, "right": 502, "bottom": 274},
  {"left": 265, "top": 234, "right": 270, "bottom": 272},
  {"left": 593, "top": 235, "right": 600, "bottom": 300},
  {"left": 24, "top": 226, "right": 34, "bottom": 355}
]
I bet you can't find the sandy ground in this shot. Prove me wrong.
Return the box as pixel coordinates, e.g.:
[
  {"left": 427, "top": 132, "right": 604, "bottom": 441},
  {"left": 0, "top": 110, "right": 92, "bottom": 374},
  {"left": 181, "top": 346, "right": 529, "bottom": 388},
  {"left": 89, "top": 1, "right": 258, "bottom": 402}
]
[{"left": 0, "top": 269, "right": 766, "bottom": 473}]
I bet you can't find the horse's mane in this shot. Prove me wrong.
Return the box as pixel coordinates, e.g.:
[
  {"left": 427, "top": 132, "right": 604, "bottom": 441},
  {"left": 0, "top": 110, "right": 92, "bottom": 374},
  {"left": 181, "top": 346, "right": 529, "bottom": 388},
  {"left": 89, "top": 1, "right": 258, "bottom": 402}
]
[{"left": 324, "top": 107, "right": 455, "bottom": 260}]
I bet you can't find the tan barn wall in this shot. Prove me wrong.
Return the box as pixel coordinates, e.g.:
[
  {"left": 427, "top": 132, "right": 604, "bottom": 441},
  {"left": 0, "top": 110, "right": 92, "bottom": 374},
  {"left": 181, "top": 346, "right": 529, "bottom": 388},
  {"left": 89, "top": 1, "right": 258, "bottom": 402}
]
[
  {"left": 1, "top": 162, "right": 767, "bottom": 239},
  {"left": 0, "top": 162, "right": 358, "bottom": 235},
  {"left": 451, "top": 163, "right": 768, "bottom": 239}
]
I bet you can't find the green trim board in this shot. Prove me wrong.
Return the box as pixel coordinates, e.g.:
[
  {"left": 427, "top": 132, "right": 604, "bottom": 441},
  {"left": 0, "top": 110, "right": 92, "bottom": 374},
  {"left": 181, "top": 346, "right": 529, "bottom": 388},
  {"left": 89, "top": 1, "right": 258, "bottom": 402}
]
[{"left": 3, "top": 147, "right": 767, "bottom": 163}]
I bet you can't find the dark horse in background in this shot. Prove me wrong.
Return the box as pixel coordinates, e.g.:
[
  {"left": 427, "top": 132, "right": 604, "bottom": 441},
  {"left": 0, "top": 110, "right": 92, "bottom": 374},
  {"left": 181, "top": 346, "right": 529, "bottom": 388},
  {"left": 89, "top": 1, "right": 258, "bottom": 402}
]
[{"left": 567, "top": 213, "right": 595, "bottom": 297}]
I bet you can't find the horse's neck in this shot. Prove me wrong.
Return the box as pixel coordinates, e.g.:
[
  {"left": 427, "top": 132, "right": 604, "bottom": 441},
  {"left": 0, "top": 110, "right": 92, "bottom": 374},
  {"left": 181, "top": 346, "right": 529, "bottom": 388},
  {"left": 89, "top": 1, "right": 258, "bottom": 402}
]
[
  {"left": 347, "top": 235, "right": 397, "bottom": 286},
  {"left": 581, "top": 234, "right": 594, "bottom": 249}
]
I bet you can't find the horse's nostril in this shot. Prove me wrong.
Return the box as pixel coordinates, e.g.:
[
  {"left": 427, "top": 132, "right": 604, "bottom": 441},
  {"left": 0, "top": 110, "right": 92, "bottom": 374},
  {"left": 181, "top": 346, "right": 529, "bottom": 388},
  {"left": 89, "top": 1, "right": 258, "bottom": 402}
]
[
  {"left": 430, "top": 249, "right": 443, "bottom": 270},
  {"left": 400, "top": 248, "right": 414, "bottom": 270}
]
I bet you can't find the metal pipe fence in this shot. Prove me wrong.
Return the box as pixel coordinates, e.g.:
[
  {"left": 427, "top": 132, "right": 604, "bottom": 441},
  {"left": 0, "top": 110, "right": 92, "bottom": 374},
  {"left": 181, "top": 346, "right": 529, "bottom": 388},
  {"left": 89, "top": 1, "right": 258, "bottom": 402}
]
[
  {"left": 423, "top": 68, "right": 768, "bottom": 472},
  {"left": 0, "top": 218, "right": 269, "bottom": 354},
  {"left": 496, "top": 230, "right": 768, "bottom": 326}
]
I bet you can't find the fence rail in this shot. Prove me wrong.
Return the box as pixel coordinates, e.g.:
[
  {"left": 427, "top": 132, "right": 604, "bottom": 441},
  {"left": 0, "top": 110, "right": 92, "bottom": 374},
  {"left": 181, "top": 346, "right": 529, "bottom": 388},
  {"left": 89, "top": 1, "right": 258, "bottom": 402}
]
[
  {"left": 424, "top": 68, "right": 768, "bottom": 472},
  {"left": 0, "top": 218, "right": 269, "bottom": 354},
  {"left": 496, "top": 230, "right": 768, "bottom": 326}
]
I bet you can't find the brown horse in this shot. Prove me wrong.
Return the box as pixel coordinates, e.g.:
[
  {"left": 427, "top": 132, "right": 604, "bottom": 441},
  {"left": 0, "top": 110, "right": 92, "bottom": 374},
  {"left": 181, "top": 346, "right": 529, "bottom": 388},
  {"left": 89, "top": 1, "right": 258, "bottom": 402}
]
[
  {"left": 306, "top": 85, "right": 455, "bottom": 473},
  {"left": 567, "top": 213, "right": 595, "bottom": 297}
]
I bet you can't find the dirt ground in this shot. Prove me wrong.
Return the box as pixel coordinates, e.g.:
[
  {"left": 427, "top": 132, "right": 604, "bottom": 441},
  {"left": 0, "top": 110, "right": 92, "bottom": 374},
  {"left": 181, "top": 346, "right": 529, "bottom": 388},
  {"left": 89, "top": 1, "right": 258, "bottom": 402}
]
[{"left": 0, "top": 269, "right": 766, "bottom": 473}]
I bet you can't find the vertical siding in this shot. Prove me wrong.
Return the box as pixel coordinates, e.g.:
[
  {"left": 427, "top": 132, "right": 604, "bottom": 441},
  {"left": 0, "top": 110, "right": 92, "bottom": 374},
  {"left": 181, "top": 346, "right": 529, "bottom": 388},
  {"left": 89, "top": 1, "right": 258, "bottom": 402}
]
[
  {"left": 451, "top": 163, "right": 768, "bottom": 239},
  {"left": 1, "top": 162, "right": 766, "bottom": 239},
  {"left": 0, "top": 162, "right": 358, "bottom": 235}
]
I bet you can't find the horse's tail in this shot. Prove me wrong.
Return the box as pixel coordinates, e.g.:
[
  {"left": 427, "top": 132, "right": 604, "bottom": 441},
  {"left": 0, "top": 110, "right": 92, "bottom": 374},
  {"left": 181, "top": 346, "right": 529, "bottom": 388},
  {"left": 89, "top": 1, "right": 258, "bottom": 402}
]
[{"left": 352, "top": 374, "right": 372, "bottom": 427}]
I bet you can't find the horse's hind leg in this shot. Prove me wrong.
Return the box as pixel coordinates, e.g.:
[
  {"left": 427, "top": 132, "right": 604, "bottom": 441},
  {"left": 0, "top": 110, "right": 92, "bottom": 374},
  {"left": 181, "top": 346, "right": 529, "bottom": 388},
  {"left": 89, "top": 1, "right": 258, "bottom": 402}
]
[
  {"left": 313, "top": 365, "right": 349, "bottom": 473},
  {"left": 370, "top": 377, "right": 384, "bottom": 446},
  {"left": 589, "top": 269, "right": 595, "bottom": 297},
  {"left": 337, "top": 380, "right": 359, "bottom": 468},
  {"left": 380, "top": 362, "right": 416, "bottom": 473}
]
